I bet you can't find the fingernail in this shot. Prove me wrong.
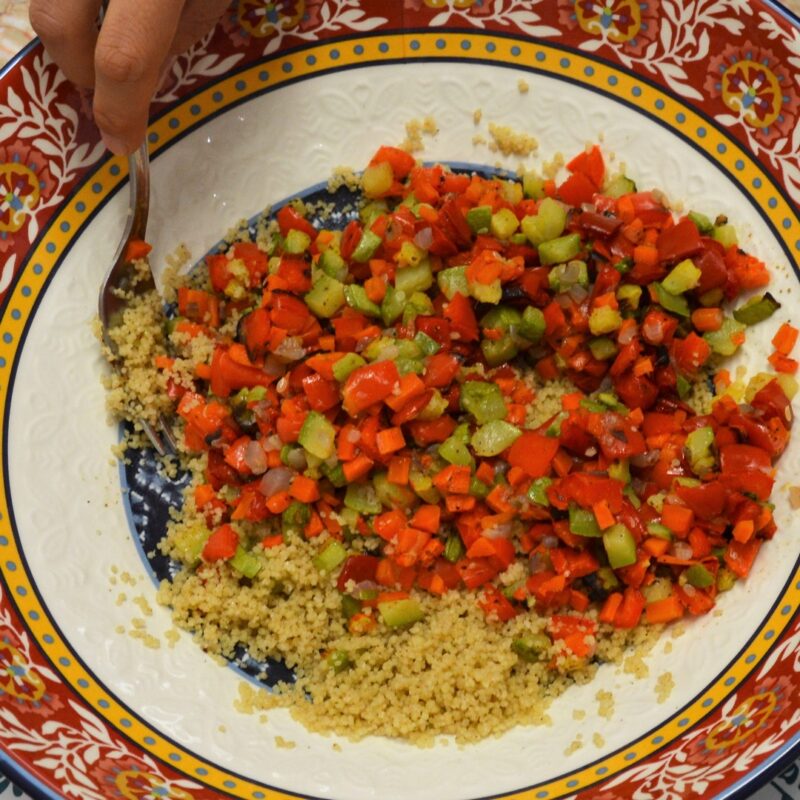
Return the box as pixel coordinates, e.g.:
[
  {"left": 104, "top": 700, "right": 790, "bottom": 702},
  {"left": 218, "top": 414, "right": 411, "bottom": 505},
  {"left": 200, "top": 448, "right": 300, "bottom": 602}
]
[{"left": 101, "top": 132, "right": 131, "bottom": 156}]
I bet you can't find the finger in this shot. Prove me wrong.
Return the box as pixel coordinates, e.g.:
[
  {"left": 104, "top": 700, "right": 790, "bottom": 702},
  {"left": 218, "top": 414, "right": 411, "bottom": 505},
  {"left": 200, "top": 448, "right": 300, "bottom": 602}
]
[
  {"left": 29, "top": 0, "right": 103, "bottom": 87},
  {"left": 93, "top": 0, "right": 185, "bottom": 155},
  {"left": 169, "top": 0, "right": 230, "bottom": 56}
]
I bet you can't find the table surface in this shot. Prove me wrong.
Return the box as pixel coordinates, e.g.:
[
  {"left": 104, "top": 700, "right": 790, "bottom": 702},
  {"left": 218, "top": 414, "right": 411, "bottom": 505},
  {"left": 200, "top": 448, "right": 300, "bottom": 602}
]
[{"left": 1, "top": 1, "right": 799, "bottom": 799}]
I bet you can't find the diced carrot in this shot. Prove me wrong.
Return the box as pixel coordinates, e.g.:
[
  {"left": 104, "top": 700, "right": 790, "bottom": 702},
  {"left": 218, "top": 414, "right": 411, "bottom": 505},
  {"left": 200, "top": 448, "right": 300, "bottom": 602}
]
[
  {"left": 661, "top": 502, "right": 694, "bottom": 535},
  {"left": 633, "top": 357, "right": 654, "bottom": 377},
  {"left": 691, "top": 308, "right": 723, "bottom": 332},
  {"left": 476, "top": 461, "right": 495, "bottom": 485},
  {"left": 466, "top": 536, "right": 496, "bottom": 559},
  {"left": 154, "top": 355, "right": 175, "bottom": 370},
  {"left": 194, "top": 363, "right": 212, "bottom": 380},
  {"left": 553, "top": 449, "right": 574, "bottom": 477},
  {"left": 433, "top": 465, "right": 471, "bottom": 495},
  {"left": 772, "top": 322, "right": 798, "bottom": 356},
  {"left": 342, "top": 454, "right": 375, "bottom": 482},
  {"left": 642, "top": 536, "right": 670, "bottom": 557},
  {"left": 376, "top": 426, "right": 406, "bottom": 455},
  {"left": 290, "top": 475, "right": 320, "bottom": 503},
  {"left": 592, "top": 499, "right": 615, "bottom": 530},
  {"left": 599, "top": 592, "right": 623, "bottom": 624},
  {"left": 445, "top": 495, "right": 476, "bottom": 513},
  {"left": 732, "top": 519, "right": 755, "bottom": 543},
  {"left": 768, "top": 352, "right": 799, "bottom": 374},
  {"left": 194, "top": 483, "right": 215, "bottom": 508},
  {"left": 410, "top": 505, "right": 441, "bottom": 533},
  {"left": 364, "top": 276, "right": 387, "bottom": 304},
  {"left": 645, "top": 594, "right": 685, "bottom": 624},
  {"left": 385, "top": 373, "right": 427, "bottom": 411},
  {"left": 486, "top": 484, "right": 513, "bottom": 513},
  {"left": 387, "top": 455, "right": 411, "bottom": 485},
  {"left": 633, "top": 244, "right": 658, "bottom": 269},
  {"left": 304, "top": 511, "right": 324, "bottom": 538},
  {"left": 124, "top": 239, "right": 152, "bottom": 261},
  {"left": 265, "top": 491, "right": 291, "bottom": 514}
]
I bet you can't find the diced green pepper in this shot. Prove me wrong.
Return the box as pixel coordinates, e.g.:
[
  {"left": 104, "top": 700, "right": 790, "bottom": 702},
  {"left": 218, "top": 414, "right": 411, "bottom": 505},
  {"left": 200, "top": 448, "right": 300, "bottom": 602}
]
[
  {"left": 717, "top": 567, "right": 737, "bottom": 593},
  {"left": 466, "top": 205, "right": 492, "bottom": 234},
  {"left": 528, "top": 477, "right": 552, "bottom": 506},
  {"left": 402, "top": 291, "right": 435, "bottom": 326},
  {"left": 344, "top": 284, "right": 381, "bottom": 317},
  {"left": 646, "top": 522, "right": 673, "bottom": 540},
  {"left": 321, "top": 461, "right": 347, "bottom": 488},
  {"left": 341, "top": 595, "right": 361, "bottom": 619},
  {"left": 608, "top": 459, "right": 630, "bottom": 484},
  {"left": 230, "top": 545, "right": 261, "bottom": 578},
  {"left": 417, "top": 388, "right": 449, "bottom": 420},
  {"left": 537, "top": 233, "right": 582, "bottom": 266},
  {"left": 437, "top": 266, "right": 469, "bottom": 300},
  {"left": 319, "top": 248, "right": 348, "bottom": 282},
  {"left": 704, "top": 317, "right": 746, "bottom": 356},
  {"left": 676, "top": 373, "right": 692, "bottom": 399},
  {"left": 378, "top": 598, "right": 425, "bottom": 628},
  {"left": 344, "top": 483, "right": 382, "bottom": 515},
  {"left": 469, "top": 279, "right": 502, "bottom": 304},
  {"left": 685, "top": 425, "right": 715, "bottom": 476},
  {"left": 439, "top": 433, "right": 474, "bottom": 467},
  {"left": 683, "top": 563, "right": 714, "bottom": 589},
  {"left": 327, "top": 649, "right": 353, "bottom": 674},
  {"left": 444, "top": 534, "right": 465, "bottom": 563},
  {"left": 460, "top": 380, "right": 507, "bottom": 424},
  {"left": 409, "top": 470, "right": 440, "bottom": 503},
  {"left": 520, "top": 198, "right": 567, "bottom": 245},
  {"left": 305, "top": 273, "right": 346, "bottom": 318},
  {"left": 602, "top": 523, "right": 637, "bottom": 568},
  {"left": 298, "top": 410, "right": 336, "bottom": 460},
  {"left": 732, "top": 293, "right": 781, "bottom": 326},
  {"left": 661, "top": 259, "right": 701, "bottom": 295},
  {"left": 490, "top": 208, "right": 520, "bottom": 240},
  {"left": 512, "top": 634, "right": 551, "bottom": 662},
  {"left": 650, "top": 282, "right": 690, "bottom": 317},
  {"left": 469, "top": 476, "right": 491, "bottom": 499},
  {"left": 470, "top": 419, "right": 521, "bottom": 456},
  {"left": 351, "top": 229, "right": 382, "bottom": 263},
  {"left": 569, "top": 504, "right": 602, "bottom": 537},
  {"left": 332, "top": 352, "right": 366, "bottom": 382}
]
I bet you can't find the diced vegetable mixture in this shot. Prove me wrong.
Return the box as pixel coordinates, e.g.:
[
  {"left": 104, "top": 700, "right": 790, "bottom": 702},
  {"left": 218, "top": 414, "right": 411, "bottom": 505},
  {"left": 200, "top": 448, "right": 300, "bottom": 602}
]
[{"left": 106, "top": 143, "right": 796, "bottom": 741}]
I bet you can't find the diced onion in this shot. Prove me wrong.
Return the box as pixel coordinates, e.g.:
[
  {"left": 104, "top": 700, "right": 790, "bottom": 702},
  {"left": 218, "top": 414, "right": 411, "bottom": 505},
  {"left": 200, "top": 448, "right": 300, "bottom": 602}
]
[
  {"left": 673, "top": 542, "right": 693, "bottom": 561},
  {"left": 619, "top": 324, "right": 637, "bottom": 345},
  {"left": 264, "top": 355, "right": 287, "bottom": 377},
  {"left": 286, "top": 448, "right": 307, "bottom": 470},
  {"left": 483, "top": 520, "right": 513, "bottom": 540},
  {"left": 259, "top": 467, "right": 293, "bottom": 496},
  {"left": 244, "top": 441, "right": 268, "bottom": 475},
  {"left": 273, "top": 336, "right": 305, "bottom": 362},
  {"left": 414, "top": 228, "right": 433, "bottom": 250},
  {"left": 568, "top": 285, "right": 589, "bottom": 304}
]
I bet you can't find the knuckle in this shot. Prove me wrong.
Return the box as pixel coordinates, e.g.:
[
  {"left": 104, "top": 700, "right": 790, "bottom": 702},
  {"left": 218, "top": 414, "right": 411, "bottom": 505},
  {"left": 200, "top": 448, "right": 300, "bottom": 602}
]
[
  {"left": 94, "top": 39, "right": 146, "bottom": 85},
  {"left": 29, "top": 2, "right": 67, "bottom": 44}
]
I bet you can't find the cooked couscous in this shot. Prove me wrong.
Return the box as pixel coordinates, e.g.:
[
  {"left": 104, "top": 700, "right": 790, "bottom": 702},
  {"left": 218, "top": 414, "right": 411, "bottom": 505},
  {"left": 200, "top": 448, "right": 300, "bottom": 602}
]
[{"left": 102, "top": 144, "right": 796, "bottom": 743}]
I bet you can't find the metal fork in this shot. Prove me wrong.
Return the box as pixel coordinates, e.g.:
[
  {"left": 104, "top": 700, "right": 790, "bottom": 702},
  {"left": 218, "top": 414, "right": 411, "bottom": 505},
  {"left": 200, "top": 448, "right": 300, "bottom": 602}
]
[{"left": 98, "top": 142, "right": 177, "bottom": 456}]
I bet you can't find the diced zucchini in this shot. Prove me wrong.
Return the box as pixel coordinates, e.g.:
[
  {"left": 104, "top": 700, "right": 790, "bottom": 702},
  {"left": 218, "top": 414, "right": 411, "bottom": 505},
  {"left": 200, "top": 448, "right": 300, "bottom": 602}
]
[
  {"left": 522, "top": 171, "right": 546, "bottom": 200},
  {"left": 683, "top": 563, "right": 714, "bottom": 589},
  {"left": 466, "top": 205, "right": 492, "bottom": 234},
  {"left": 512, "top": 634, "right": 551, "bottom": 662},
  {"left": 319, "top": 248, "right": 348, "bottom": 282},
  {"left": 373, "top": 471, "right": 416, "bottom": 508},
  {"left": 344, "top": 483, "right": 382, "bottom": 515},
  {"left": 351, "top": 229, "right": 382, "bottom": 263},
  {"left": 417, "top": 388, "right": 449, "bottom": 421},
  {"left": 520, "top": 198, "right": 567, "bottom": 245},
  {"left": 313, "top": 540, "right": 348, "bottom": 573},
  {"left": 378, "top": 598, "right": 425, "bottom": 628},
  {"left": 437, "top": 266, "right": 469, "bottom": 300},
  {"left": 717, "top": 567, "right": 737, "bottom": 592},
  {"left": 439, "top": 434, "right": 474, "bottom": 467},
  {"left": 617, "top": 284, "right": 642, "bottom": 310},
  {"left": 282, "top": 501, "right": 311, "bottom": 532},
  {"left": 712, "top": 223, "right": 738, "bottom": 248},
  {"left": 285, "top": 229, "right": 311, "bottom": 254},
  {"left": 401, "top": 291, "right": 435, "bottom": 326},
  {"left": 608, "top": 459, "right": 630, "bottom": 484},
  {"left": 469, "top": 279, "right": 502, "bottom": 304},
  {"left": 519, "top": 306, "right": 546, "bottom": 343},
  {"left": 537, "top": 233, "right": 582, "bottom": 266},
  {"left": 395, "top": 259, "right": 433, "bottom": 294},
  {"left": 298, "top": 410, "right": 336, "bottom": 460},
  {"left": 444, "top": 534, "right": 465, "bottom": 563},
  {"left": 414, "top": 330, "right": 440, "bottom": 356},
  {"left": 305, "top": 274, "right": 346, "bottom": 318},
  {"left": 704, "top": 317, "right": 746, "bottom": 356},
  {"left": 661, "top": 259, "right": 701, "bottom": 295},
  {"left": 481, "top": 336, "right": 518, "bottom": 367},
  {"left": 362, "top": 161, "right": 393, "bottom": 198},
  {"left": 380, "top": 284, "right": 404, "bottom": 326},
  {"left": 490, "top": 208, "right": 520, "bottom": 240},
  {"left": 397, "top": 240, "right": 426, "bottom": 268},
  {"left": 230, "top": 545, "right": 262, "bottom": 578},
  {"left": 344, "top": 284, "right": 381, "bottom": 317},
  {"left": 685, "top": 425, "right": 715, "bottom": 476},
  {"left": 589, "top": 306, "right": 623, "bottom": 335},
  {"left": 409, "top": 470, "right": 440, "bottom": 503},
  {"left": 650, "top": 282, "right": 690, "bottom": 317},
  {"left": 589, "top": 337, "right": 618, "bottom": 361},
  {"left": 602, "top": 523, "right": 637, "bottom": 568},
  {"left": 688, "top": 210, "right": 714, "bottom": 234},
  {"left": 603, "top": 174, "right": 636, "bottom": 199},
  {"left": 470, "top": 419, "right": 521, "bottom": 456}
]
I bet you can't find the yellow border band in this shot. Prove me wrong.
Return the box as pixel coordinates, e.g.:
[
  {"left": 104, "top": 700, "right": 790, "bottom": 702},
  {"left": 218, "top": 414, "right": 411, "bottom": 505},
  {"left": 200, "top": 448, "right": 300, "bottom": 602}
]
[{"left": 0, "top": 32, "right": 798, "bottom": 800}]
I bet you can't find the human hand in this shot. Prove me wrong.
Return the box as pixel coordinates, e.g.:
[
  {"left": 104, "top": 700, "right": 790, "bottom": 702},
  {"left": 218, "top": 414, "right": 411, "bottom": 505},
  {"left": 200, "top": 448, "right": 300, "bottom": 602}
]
[{"left": 30, "top": 0, "right": 230, "bottom": 155}]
